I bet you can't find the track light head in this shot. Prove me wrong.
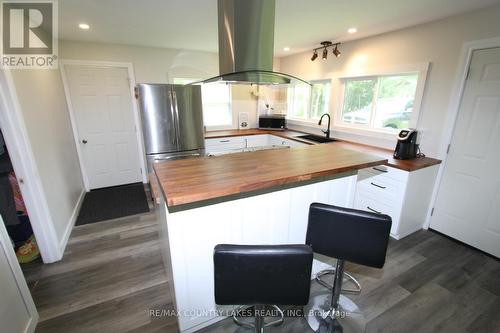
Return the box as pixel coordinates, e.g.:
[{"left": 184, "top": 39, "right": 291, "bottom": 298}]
[
  {"left": 311, "top": 41, "right": 340, "bottom": 62},
  {"left": 333, "top": 45, "right": 341, "bottom": 57}
]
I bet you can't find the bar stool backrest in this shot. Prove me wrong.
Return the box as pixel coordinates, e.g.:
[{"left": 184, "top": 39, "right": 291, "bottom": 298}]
[
  {"left": 306, "top": 203, "right": 392, "bottom": 268},
  {"left": 214, "top": 244, "right": 313, "bottom": 305}
]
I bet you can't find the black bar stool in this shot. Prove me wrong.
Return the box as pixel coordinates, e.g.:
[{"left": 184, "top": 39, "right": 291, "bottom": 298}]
[
  {"left": 214, "top": 244, "right": 313, "bottom": 333},
  {"left": 305, "top": 203, "right": 392, "bottom": 333}
]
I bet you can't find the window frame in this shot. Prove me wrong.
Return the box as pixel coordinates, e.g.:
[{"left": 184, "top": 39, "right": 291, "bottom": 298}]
[
  {"left": 200, "top": 83, "right": 234, "bottom": 130},
  {"left": 173, "top": 78, "right": 234, "bottom": 130},
  {"left": 334, "top": 63, "right": 429, "bottom": 136},
  {"left": 287, "top": 79, "right": 332, "bottom": 123}
]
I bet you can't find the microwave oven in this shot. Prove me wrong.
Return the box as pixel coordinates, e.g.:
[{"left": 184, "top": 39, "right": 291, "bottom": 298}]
[{"left": 259, "top": 115, "right": 286, "bottom": 130}]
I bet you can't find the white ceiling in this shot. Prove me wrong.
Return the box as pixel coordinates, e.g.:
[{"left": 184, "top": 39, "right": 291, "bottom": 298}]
[{"left": 59, "top": 0, "right": 500, "bottom": 57}]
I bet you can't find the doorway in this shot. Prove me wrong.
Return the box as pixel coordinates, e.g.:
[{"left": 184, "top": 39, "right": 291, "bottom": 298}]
[
  {"left": 431, "top": 47, "right": 500, "bottom": 257},
  {"left": 60, "top": 61, "right": 146, "bottom": 190},
  {"left": 0, "top": 128, "right": 41, "bottom": 264}
]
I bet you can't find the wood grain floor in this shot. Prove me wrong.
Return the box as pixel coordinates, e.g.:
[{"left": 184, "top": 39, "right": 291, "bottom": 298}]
[{"left": 22, "top": 202, "right": 499, "bottom": 333}]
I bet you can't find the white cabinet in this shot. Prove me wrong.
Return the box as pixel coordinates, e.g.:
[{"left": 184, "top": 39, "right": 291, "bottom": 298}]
[
  {"left": 245, "top": 134, "right": 270, "bottom": 148},
  {"left": 205, "top": 137, "right": 246, "bottom": 154},
  {"left": 205, "top": 134, "right": 307, "bottom": 155},
  {"left": 353, "top": 164, "right": 439, "bottom": 239},
  {"left": 267, "top": 135, "right": 305, "bottom": 148}
]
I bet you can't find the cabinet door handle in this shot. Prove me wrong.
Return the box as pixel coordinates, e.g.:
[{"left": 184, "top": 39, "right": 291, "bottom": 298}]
[
  {"left": 367, "top": 206, "right": 382, "bottom": 214},
  {"left": 370, "top": 182, "right": 386, "bottom": 189},
  {"left": 219, "top": 140, "right": 230, "bottom": 143},
  {"left": 372, "top": 167, "right": 388, "bottom": 173}
]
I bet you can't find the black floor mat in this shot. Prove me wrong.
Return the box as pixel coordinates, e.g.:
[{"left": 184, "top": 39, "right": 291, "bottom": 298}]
[{"left": 76, "top": 183, "right": 149, "bottom": 226}]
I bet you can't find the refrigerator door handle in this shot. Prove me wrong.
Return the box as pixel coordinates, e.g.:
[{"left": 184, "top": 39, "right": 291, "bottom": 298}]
[
  {"left": 153, "top": 152, "right": 202, "bottom": 161},
  {"left": 168, "top": 90, "right": 178, "bottom": 147},
  {"left": 172, "top": 90, "right": 181, "bottom": 148}
]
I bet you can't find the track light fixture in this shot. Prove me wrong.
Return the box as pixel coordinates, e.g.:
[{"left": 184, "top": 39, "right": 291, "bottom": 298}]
[
  {"left": 333, "top": 44, "right": 341, "bottom": 57},
  {"left": 311, "top": 50, "right": 318, "bottom": 61},
  {"left": 310, "top": 41, "right": 341, "bottom": 61}
]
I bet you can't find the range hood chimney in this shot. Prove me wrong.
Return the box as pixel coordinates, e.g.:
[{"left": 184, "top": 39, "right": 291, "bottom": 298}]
[{"left": 202, "top": 0, "right": 309, "bottom": 85}]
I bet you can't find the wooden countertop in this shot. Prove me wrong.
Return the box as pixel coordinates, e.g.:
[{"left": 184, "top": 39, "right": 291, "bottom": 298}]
[
  {"left": 154, "top": 144, "right": 387, "bottom": 207},
  {"left": 205, "top": 129, "right": 441, "bottom": 172}
]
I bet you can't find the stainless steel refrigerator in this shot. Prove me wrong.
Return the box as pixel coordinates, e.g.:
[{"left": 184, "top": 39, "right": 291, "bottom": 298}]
[{"left": 136, "top": 84, "right": 205, "bottom": 175}]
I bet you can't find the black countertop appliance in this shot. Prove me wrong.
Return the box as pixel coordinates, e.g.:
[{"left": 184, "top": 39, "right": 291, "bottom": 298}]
[
  {"left": 259, "top": 115, "right": 286, "bottom": 131},
  {"left": 394, "top": 129, "right": 418, "bottom": 160}
]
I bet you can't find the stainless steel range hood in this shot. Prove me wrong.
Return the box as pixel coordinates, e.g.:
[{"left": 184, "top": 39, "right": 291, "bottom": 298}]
[{"left": 201, "top": 0, "right": 309, "bottom": 86}]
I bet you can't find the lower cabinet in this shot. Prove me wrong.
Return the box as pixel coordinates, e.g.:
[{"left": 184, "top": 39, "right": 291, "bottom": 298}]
[
  {"left": 353, "top": 164, "right": 439, "bottom": 239},
  {"left": 205, "top": 134, "right": 307, "bottom": 155}
]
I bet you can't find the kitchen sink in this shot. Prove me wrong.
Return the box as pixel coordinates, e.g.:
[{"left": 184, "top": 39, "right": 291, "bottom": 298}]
[{"left": 297, "top": 134, "right": 337, "bottom": 143}]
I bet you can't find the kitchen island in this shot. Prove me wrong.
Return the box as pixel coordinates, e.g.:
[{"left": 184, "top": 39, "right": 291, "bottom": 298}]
[{"left": 154, "top": 144, "right": 387, "bottom": 332}]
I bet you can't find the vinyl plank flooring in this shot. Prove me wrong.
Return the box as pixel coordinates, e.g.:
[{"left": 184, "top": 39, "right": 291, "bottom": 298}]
[
  {"left": 23, "top": 228, "right": 160, "bottom": 283},
  {"left": 22, "top": 208, "right": 499, "bottom": 333},
  {"left": 467, "top": 298, "right": 500, "bottom": 333},
  {"left": 35, "top": 282, "right": 176, "bottom": 333},
  {"left": 33, "top": 249, "right": 168, "bottom": 321},
  {"left": 366, "top": 283, "right": 455, "bottom": 333},
  {"left": 68, "top": 213, "right": 157, "bottom": 245},
  {"left": 355, "top": 283, "right": 411, "bottom": 322}
]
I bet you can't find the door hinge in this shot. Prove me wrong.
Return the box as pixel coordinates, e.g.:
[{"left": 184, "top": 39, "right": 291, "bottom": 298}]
[
  {"left": 446, "top": 144, "right": 451, "bottom": 154},
  {"left": 430, "top": 207, "right": 435, "bottom": 216}
]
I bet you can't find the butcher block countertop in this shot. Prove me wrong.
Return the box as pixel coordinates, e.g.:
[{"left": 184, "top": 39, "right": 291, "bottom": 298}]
[
  {"left": 205, "top": 129, "right": 441, "bottom": 172},
  {"left": 154, "top": 144, "right": 387, "bottom": 208}
]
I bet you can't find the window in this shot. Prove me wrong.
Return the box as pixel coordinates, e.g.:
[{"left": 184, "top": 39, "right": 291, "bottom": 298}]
[
  {"left": 173, "top": 78, "right": 233, "bottom": 128},
  {"left": 200, "top": 83, "right": 232, "bottom": 127},
  {"left": 340, "top": 74, "right": 419, "bottom": 130},
  {"left": 288, "top": 80, "right": 331, "bottom": 120}
]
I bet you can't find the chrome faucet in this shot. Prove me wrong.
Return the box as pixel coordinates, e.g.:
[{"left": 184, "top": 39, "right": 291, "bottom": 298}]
[{"left": 318, "top": 113, "right": 331, "bottom": 139}]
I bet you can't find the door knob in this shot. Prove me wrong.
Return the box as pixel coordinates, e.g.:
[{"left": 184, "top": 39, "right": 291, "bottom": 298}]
[{"left": 82, "top": 139, "right": 88, "bottom": 144}]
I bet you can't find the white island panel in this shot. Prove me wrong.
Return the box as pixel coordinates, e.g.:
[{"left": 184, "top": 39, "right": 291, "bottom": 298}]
[{"left": 159, "top": 174, "right": 357, "bottom": 332}]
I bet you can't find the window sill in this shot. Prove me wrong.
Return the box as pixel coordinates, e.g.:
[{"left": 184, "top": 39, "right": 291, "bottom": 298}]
[
  {"left": 333, "top": 124, "right": 398, "bottom": 138},
  {"left": 287, "top": 118, "right": 323, "bottom": 126},
  {"left": 286, "top": 119, "right": 398, "bottom": 150}
]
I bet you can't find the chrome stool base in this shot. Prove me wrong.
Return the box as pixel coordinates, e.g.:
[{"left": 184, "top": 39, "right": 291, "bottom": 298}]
[
  {"left": 304, "top": 292, "right": 366, "bottom": 333},
  {"left": 232, "top": 305, "right": 284, "bottom": 332},
  {"left": 316, "top": 269, "right": 362, "bottom": 294}
]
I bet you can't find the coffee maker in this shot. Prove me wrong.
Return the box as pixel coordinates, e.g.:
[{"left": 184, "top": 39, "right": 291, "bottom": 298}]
[{"left": 394, "top": 129, "right": 418, "bottom": 160}]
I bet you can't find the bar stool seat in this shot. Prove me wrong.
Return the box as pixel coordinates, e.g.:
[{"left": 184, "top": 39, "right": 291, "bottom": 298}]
[
  {"left": 214, "top": 244, "right": 313, "bottom": 333},
  {"left": 305, "top": 203, "right": 392, "bottom": 333}
]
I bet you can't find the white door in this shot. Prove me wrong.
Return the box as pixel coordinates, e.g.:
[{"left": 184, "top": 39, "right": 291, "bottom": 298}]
[
  {"left": 0, "top": 216, "right": 38, "bottom": 333},
  {"left": 64, "top": 65, "right": 142, "bottom": 189},
  {"left": 431, "top": 47, "right": 500, "bottom": 257}
]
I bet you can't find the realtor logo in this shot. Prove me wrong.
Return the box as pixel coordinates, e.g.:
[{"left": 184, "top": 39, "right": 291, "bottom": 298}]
[{"left": 1, "top": 0, "right": 58, "bottom": 69}]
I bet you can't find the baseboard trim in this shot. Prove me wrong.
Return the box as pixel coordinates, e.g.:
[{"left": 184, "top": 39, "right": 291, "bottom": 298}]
[{"left": 58, "top": 189, "right": 85, "bottom": 256}]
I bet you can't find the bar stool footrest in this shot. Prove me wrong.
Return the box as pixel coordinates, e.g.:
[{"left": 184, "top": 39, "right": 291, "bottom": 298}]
[
  {"left": 316, "top": 269, "right": 362, "bottom": 294},
  {"left": 232, "top": 305, "right": 284, "bottom": 329}
]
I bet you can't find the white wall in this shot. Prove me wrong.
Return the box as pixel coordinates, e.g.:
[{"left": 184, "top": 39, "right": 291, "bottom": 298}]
[
  {"left": 60, "top": 40, "right": 219, "bottom": 83},
  {"left": 10, "top": 70, "right": 84, "bottom": 251},
  {"left": 279, "top": 4, "right": 500, "bottom": 157},
  {"left": 60, "top": 40, "right": 258, "bottom": 130}
]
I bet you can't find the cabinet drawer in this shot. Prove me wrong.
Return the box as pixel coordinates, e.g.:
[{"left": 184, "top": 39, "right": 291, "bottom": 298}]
[
  {"left": 357, "top": 173, "right": 406, "bottom": 205},
  {"left": 354, "top": 192, "right": 400, "bottom": 236},
  {"left": 205, "top": 137, "right": 245, "bottom": 150},
  {"left": 245, "top": 135, "right": 269, "bottom": 148},
  {"left": 267, "top": 135, "right": 307, "bottom": 148},
  {"left": 359, "top": 165, "right": 408, "bottom": 184}
]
